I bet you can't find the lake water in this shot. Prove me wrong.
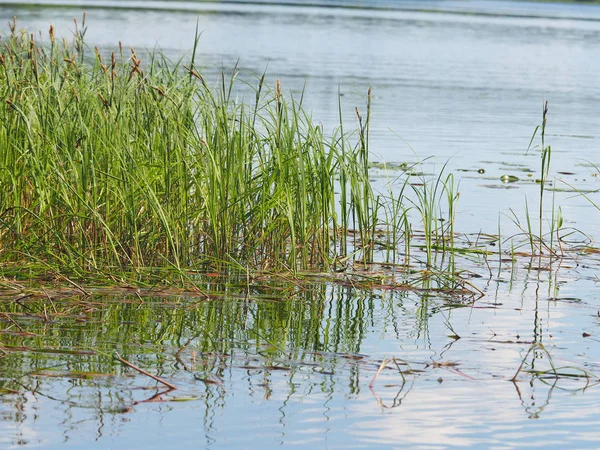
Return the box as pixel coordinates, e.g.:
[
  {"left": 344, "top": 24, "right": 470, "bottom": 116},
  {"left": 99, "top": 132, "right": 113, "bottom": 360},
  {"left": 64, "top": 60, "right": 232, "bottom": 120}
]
[{"left": 1, "top": 0, "right": 600, "bottom": 448}]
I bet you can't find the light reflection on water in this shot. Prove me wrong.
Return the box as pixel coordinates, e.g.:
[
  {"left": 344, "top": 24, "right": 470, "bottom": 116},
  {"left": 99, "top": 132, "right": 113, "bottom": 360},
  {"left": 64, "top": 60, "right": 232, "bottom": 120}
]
[{"left": 1, "top": 0, "right": 600, "bottom": 447}]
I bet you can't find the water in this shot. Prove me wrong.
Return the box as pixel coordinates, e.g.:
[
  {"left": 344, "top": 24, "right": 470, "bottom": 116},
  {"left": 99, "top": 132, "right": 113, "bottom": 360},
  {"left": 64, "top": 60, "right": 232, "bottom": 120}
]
[
  {"left": 2, "top": 256, "right": 600, "bottom": 448},
  {"left": 1, "top": 0, "right": 600, "bottom": 447}
]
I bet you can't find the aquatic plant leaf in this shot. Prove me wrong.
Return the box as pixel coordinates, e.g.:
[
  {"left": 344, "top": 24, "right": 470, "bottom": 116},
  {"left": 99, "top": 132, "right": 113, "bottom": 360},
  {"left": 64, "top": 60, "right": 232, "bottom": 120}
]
[{"left": 500, "top": 175, "right": 519, "bottom": 183}]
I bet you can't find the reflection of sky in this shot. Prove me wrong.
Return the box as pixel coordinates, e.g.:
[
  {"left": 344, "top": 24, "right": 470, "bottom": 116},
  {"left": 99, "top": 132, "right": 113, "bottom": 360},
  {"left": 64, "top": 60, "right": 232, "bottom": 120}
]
[
  {"left": 0, "top": 393, "right": 44, "bottom": 448},
  {"left": 348, "top": 382, "right": 600, "bottom": 448}
]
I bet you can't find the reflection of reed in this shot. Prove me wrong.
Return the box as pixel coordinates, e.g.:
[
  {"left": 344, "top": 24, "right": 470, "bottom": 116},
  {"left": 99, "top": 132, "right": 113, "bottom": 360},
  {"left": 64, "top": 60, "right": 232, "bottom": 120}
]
[
  {"left": 369, "top": 379, "right": 414, "bottom": 410},
  {"left": 7, "top": 271, "right": 595, "bottom": 444},
  {"left": 511, "top": 341, "right": 600, "bottom": 419},
  {"left": 0, "top": 283, "right": 390, "bottom": 421},
  {"left": 512, "top": 377, "right": 556, "bottom": 420},
  {"left": 369, "top": 356, "right": 414, "bottom": 409}
]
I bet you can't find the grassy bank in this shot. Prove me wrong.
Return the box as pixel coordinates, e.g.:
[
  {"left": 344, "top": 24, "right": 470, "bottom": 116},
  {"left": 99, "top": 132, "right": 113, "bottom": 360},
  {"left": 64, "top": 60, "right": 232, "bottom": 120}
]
[{"left": 1, "top": 18, "right": 432, "bottom": 282}]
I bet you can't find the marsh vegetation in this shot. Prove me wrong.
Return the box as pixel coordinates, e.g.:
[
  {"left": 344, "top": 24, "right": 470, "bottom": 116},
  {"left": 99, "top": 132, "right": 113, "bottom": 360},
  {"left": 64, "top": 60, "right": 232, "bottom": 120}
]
[{"left": 0, "top": 17, "right": 481, "bottom": 294}]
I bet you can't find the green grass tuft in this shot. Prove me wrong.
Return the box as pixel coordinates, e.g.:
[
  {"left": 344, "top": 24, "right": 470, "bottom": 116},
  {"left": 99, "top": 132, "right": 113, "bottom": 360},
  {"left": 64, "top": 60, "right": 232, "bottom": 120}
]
[{"left": 0, "top": 19, "right": 408, "bottom": 280}]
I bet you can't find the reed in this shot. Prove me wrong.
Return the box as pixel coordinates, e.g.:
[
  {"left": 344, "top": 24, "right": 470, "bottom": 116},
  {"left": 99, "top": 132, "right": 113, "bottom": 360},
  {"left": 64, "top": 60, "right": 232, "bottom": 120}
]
[
  {"left": 0, "top": 20, "right": 402, "bottom": 279},
  {"left": 409, "top": 160, "right": 458, "bottom": 268},
  {"left": 524, "top": 101, "right": 553, "bottom": 255}
]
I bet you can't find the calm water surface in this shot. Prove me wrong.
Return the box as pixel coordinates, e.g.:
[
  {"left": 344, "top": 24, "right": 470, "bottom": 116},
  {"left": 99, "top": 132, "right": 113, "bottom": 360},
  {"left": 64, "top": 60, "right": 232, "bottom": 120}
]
[{"left": 1, "top": 0, "right": 600, "bottom": 448}]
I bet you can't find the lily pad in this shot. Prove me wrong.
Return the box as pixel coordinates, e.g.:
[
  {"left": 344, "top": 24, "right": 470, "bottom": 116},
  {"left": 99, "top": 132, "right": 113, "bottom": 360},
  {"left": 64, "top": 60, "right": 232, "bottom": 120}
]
[{"left": 500, "top": 175, "right": 519, "bottom": 183}]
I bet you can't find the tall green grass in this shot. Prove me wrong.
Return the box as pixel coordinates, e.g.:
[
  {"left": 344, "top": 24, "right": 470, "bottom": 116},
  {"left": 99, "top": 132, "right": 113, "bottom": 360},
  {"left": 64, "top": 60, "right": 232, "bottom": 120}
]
[{"left": 0, "top": 20, "right": 403, "bottom": 279}]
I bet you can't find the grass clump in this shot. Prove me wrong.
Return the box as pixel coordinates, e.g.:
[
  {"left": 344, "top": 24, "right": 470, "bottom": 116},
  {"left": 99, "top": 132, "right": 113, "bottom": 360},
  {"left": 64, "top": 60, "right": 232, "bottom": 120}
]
[{"left": 0, "top": 18, "right": 395, "bottom": 280}]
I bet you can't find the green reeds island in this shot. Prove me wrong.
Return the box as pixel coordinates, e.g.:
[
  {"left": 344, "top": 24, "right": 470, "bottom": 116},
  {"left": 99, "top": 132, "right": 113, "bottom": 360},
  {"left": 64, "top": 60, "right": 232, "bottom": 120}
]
[{"left": 0, "top": 19, "right": 401, "bottom": 280}]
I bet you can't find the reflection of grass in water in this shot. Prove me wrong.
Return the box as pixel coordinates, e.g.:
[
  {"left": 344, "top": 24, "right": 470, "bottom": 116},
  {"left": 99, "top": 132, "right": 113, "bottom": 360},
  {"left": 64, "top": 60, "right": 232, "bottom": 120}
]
[
  {"left": 1, "top": 277, "right": 594, "bottom": 418},
  {"left": 0, "top": 276, "right": 460, "bottom": 370},
  {"left": 0, "top": 283, "right": 393, "bottom": 409}
]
